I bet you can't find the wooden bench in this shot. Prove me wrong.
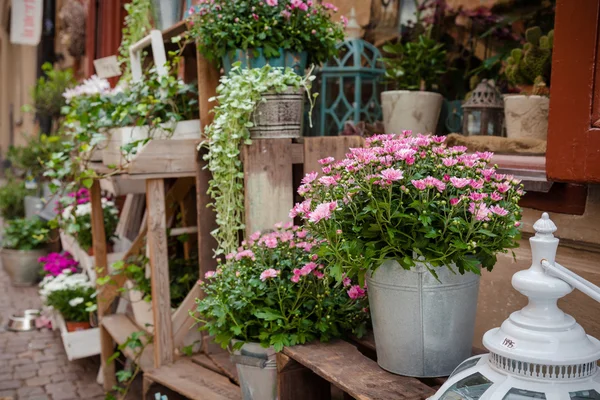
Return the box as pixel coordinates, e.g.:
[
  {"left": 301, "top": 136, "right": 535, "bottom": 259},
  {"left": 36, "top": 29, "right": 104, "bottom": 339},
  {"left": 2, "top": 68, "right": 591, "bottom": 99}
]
[{"left": 278, "top": 333, "right": 447, "bottom": 400}]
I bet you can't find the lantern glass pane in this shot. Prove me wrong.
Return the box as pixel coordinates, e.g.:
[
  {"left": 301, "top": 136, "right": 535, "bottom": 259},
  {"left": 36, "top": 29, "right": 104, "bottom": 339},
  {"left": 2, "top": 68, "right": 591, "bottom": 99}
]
[
  {"left": 439, "top": 372, "right": 493, "bottom": 400},
  {"left": 503, "top": 388, "right": 546, "bottom": 400},
  {"left": 467, "top": 111, "right": 482, "bottom": 135},
  {"left": 450, "top": 356, "right": 483, "bottom": 378},
  {"left": 570, "top": 390, "right": 600, "bottom": 400}
]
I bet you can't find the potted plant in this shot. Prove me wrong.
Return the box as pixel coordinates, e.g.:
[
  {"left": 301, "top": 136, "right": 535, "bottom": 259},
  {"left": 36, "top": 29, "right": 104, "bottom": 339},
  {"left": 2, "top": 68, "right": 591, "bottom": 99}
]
[
  {"left": 39, "top": 271, "right": 96, "bottom": 332},
  {"left": 1, "top": 217, "right": 50, "bottom": 286},
  {"left": 39, "top": 252, "right": 79, "bottom": 277},
  {"left": 102, "top": 66, "right": 200, "bottom": 170},
  {"left": 194, "top": 223, "right": 369, "bottom": 400},
  {"left": 504, "top": 26, "right": 553, "bottom": 140},
  {"left": 59, "top": 188, "right": 119, "bottom": 255},
  {"left": 188, "top": 0, "right": 345, "bottom": 74},
  {"left": 202, "top": 65, "right": 315, "bottom": 256},
  {"left": 381, "top": 33, "right": 447, "bottom": 135},
  {"left": 0, "top": 179, "right": 32, "bottom": 221},
  {"left": 294, "top": 133, "right": 523, "bottom": 377}
]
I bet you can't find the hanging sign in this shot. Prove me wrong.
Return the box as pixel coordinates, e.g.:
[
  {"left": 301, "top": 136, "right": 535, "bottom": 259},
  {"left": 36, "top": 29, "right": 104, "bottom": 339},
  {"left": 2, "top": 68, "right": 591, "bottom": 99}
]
[
  {"left": 10, "top": 0, "right": 44, "bottom": 46},
  {"left": 93, "top": 56, "right": 122, "bottom": 79}
]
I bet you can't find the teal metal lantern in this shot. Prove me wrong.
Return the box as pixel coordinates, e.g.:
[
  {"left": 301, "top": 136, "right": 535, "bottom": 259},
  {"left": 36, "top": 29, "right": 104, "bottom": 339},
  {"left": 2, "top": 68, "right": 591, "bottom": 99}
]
[{"left": 316, "top": 39, "right": 385, "bottom": 136}]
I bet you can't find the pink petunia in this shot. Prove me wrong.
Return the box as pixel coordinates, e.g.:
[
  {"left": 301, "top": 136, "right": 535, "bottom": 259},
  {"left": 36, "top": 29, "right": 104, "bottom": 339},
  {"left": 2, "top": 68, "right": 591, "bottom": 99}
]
[
  {"left": 300, "top": 262, "right": 317, "bottom": 275},
  {"left": 490, "top": 192, "right": 503, "bottom": 201},
  {"left": 319, "top": 175, "right": 339, "bottom": 187},
  {"left": 380, "top": 168, "right": 404, "bottom": 182},
  {"left": 347, "top": 285, "right": 366, "bottom": 299},
  {"left": 235, "top": 249, "right": 256, "bottom": 260},
  {"left": 442, "top": 157, "right": 458, "bottom": 167},
  {"left": 260, "top": 268, "right": 280, "bottom": 281},
  {"left": 308, "top": 201, "right": 337, "bottom": 223},
  {"left": 301, "top": 172, "right": 318, "bottom": 185},
  {"left": 495, "top": 182, "right": 511, "bottom": 193},
  {"left": 470, "top": 179, "right": 484, "bottom": 190},
  {"left": 449, "top": 177, "right": 470, "bottom": 188},
  {"left": 468, "top": 202, "right": 491, "bottom": 222},
  {"left": 411, "top": 179, "right": 427, "bottom": 190},
  {"left": 490, "top": 205, "right": 508, "bottom": 216},
  {"left": 469, "top": 193, "right": 487, "bottom": 202}
]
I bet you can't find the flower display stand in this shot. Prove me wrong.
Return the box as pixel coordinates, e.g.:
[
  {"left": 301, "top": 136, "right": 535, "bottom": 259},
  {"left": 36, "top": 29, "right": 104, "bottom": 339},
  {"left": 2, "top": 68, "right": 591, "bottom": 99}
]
[{"left": 52, "top": 310, "right": 101, "bottom": 361}]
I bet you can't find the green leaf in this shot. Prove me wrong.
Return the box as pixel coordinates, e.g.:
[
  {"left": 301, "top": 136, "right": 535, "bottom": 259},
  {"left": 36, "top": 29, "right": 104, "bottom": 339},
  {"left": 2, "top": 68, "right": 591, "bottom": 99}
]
[
  {"left": 82, "top": 178, "right": 93, "bottom": 188},
  {"left": 254, "top": 308, "right": 284, "bottom": 321}
]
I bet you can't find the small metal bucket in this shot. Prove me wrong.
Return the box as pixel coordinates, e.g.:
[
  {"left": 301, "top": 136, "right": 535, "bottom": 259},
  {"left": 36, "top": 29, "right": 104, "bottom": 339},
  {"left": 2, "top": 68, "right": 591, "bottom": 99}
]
[
  {"left": 249, "top": 88, "right": 304, "bottom": 139},
  {"left": 231, "top": 342, "right": 277, "bottom": 400},
  {"left": 367, "top": 259, "right": 480, "bottom": 377}
]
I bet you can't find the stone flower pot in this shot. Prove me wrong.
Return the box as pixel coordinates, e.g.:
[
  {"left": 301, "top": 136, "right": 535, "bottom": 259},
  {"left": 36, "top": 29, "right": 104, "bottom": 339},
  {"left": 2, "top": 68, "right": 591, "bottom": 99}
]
[
  {"left": 367, "top": 259, "right": 480, "bottom": 377},
  {"left": 382, "top": 90, "right": 443, "bottom": 135},
  {"left": 504, "top": 95, "right": 550, "bottom": 140}
]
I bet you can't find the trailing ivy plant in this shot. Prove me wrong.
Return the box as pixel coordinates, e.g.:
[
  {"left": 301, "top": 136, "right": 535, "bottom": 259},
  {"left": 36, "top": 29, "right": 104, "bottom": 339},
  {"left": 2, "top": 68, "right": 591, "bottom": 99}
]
[{"left": 200, "top": 64, "right": 316, "bottom": 256}]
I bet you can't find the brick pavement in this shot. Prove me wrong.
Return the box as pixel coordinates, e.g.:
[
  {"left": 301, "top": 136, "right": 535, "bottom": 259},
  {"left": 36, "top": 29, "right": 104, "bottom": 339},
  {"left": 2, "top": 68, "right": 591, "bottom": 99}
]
[{"left": 0, "top": 265, "right": 105, "bottom": 400}]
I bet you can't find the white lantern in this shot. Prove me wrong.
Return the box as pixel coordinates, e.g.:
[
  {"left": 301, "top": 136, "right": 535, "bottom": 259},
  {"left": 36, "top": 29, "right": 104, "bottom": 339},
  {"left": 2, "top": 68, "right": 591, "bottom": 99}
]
[{"left": 429, "top": 212, "right": 600, "bottom": 400}]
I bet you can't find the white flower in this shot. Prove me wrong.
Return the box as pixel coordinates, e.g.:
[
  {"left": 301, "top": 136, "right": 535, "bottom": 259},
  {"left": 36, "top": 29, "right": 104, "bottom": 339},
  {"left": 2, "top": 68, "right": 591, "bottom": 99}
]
[
  {"left": 63, "top": 75, "right": 111, "bottom": 102},
  {"left": 68, "top": 297, "right": 84, "bottom": 307}
]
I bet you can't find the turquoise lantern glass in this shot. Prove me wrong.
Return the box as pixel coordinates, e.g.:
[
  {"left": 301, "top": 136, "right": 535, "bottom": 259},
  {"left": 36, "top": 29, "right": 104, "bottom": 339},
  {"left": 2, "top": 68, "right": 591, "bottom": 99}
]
[{"left": 314, "top": 39, "right": 385, "bottom": 136}]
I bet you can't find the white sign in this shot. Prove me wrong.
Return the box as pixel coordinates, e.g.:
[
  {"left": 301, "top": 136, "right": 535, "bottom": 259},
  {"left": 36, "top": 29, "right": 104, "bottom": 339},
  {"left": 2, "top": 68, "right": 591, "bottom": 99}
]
[
  {"left": 10, "top": 0, "right": 43, "bottom": 46},
  {"left": 93, "top": 56, "right": 122, "bottom": 79}
]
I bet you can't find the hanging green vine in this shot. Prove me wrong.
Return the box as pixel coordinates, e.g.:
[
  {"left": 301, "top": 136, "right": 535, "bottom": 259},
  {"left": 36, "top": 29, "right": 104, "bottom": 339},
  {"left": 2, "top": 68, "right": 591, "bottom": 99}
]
[
  {"left": 118, "top": 0, "right": 153, "bottom": 80},
  {"left": 200, "top": 64, "right": 316, "bottom": 257}
]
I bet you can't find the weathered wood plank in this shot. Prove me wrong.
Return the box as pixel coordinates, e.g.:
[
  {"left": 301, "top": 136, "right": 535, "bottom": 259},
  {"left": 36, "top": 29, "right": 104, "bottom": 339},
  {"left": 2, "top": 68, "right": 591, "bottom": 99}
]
[
  {"left": 146, "top": 178, "right": 174, "bottom": 368},
  {"left": 192, "top": 352, "right": 239, "bottom": 385},
  {"left": 282, "top": 340, "right": 435, "bottom": 400},
  {"left": 101, "top": 314, "right": 154, "bottom": 372},
  {"left": 302, "top": 136, "right": 364, "bottom": 177},
  {"left": 242, "top": 139, "right": 294, "bottom": 236},
  {"left": 171, "top": 284, "right": 201, "bottom": 348},
  {"left": 90, "top": 181, "right": 116, "bottom": 391},
  {"left": 277, "top": 353, "right": 331, "bottom": 400},
  {"left": 127, "top": 139, "right": 199, "bottom": 175},
  {"left": 144, "top": 358, "right": 241, "bottom": 400},
  {"left": 196, "top": 53, "right": 220, "bottom": 131}
]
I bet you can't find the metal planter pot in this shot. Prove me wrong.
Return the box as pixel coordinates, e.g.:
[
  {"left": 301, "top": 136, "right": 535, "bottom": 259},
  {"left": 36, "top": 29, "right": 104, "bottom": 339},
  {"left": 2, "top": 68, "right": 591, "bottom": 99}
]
[
  {"left": 1, "top": 248, "right": 48, "bottom": 286},
  {"left": 151, "top": 0, "right": 183, "bottom": 31},
  {"left": 367, "top": 259, "right": 480, "bottom": 377},
  {"left": 231, "top": 342, "right": 277, "bottom": 400},
  {"left": 249, "top": 88, "right": 304, "bottom": 139},
  {"left": 222, "top": 48, "right": 308, "bottom": 76}
]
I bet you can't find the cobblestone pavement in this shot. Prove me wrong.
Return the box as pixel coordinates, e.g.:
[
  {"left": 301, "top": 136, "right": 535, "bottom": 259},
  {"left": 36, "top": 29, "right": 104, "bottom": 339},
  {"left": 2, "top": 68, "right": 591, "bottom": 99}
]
[{"left": 0, "top": 266, "right": 105, "bottom": 400}]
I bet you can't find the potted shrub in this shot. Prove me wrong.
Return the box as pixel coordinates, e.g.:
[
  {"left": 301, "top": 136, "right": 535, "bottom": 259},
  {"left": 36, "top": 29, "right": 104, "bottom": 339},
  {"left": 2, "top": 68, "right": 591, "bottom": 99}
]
[
  {"left": 39, "top": 271, "right": 96, "bottom": 332},
  {"left": 102, "top": 66, "right": 200, "bottom": 169},
  {"left": 294, "top": 133, "right": 523, "bottom": 377},
  {"left": 59, "top": 188, "right": 119, "bottom": 255},
  {"left": 0, "top": 179, "right": 31, "bottom": 221},
  {"left": 194, "top": 223, "right": 369, "bottom": 400},
  {"left": 1, "top": 217, "right": 50, "bottom": 286},
  {"left": 504, "top": 27, "right": 553, "bottom": 140},
  {"left": 188, "top": 0, "right": 345, "bottom": 74},
  {"left": 381, "top": 34, "right": 447, "bottom": 135}
]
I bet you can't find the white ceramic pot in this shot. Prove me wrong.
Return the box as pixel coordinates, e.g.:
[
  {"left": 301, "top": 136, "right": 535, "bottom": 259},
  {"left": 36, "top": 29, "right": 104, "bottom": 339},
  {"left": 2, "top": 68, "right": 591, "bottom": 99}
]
[
  {"left": 102, "top": 119, "right": 201, "bottom": 168},
  {"left": 381, "top": 90, "right": 443, "bottom": 135},
  {"left": 504, "top": 95, "right": 549, "bottom": 140}
]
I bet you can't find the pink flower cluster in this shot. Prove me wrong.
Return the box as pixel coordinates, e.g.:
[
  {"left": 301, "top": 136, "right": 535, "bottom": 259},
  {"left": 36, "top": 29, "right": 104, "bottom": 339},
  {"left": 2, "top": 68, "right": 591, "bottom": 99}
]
[
  {"left": 67, "top": 188, "right": 91, "bottom": 205},
  {"left": 39, "top": 252, "right": 79, "bottom": 277},
  {"left": 291, "top": 261, "right": 322, "bottom": 282}
]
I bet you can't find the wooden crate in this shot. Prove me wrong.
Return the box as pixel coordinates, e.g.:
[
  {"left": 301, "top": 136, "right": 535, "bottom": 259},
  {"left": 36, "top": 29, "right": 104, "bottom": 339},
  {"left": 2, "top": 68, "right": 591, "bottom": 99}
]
[{"left": 52, "top": 311, "right": 101, "bottom": 361}]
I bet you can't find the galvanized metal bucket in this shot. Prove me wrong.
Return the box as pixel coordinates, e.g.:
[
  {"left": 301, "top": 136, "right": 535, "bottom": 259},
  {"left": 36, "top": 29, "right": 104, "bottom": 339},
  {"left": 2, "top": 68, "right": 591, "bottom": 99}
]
[
  {"left": 249, "top": 88, "right": 304, "bottom": 139},
  {"left": 367, "top": 259, "right": 480, "bottom": 377},
  {"left": 1, "top": 248, "right": 48, "bottom": 286},
  {"left": 231, "top": 342, "right": 277, "bottom": 400}
]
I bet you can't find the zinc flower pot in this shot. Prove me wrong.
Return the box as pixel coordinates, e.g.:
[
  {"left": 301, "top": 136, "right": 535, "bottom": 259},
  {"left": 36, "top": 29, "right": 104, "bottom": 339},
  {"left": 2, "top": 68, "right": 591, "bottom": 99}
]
[
  {"left": 222, "top": 48, "right": 307, "bottom": 76},
  {"left": 249, "top": 88, "right": 304, "bottom": 139},
  {"left": 1, "top": 248, "right": 48, "bottom": 286},
  {"left": 150, "top": 0, "right": 183, "bottom": 31},
  {"left": 381, "top": 90, "right": 443, "bottom": 135},
  {"left": 367, "top": 259, "right": 480, "bottom": 377},
  {"left": 504, "top": 94, "right": 549, "bottom": 140},
  {"left": 231, "top": 342, "right": 277, "bottom": 400}
]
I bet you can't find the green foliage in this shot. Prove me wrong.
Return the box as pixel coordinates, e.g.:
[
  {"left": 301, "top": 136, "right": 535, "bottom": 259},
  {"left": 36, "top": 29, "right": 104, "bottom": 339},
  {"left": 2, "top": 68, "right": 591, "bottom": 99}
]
[
  {"left": 40, "top": 273, "right": 96, "bottom": 322},
  {"left": 118, "top": 0, "right": 153, "bottom": 80},
  {"left": 188, "top": 0, "right": 345, "bottom": 65},
  {"left": 0, "top": 180, "right": 32, "bottom": 220},
  {"left": 8, "top": 134, "right": 66, "bottom": 181},
  {"left": 295, "top": 134, "right": 523, "bottom": 281},
  {"left": 195, "top": 225, "right": 369, "bottom": 351},
  {"left": 201, "top": 64, "right": 315, "bottom": 256},
  {"left": 30, "top": 63, "right": 76, "bottom": 118},
  {"left": 105, "top": 330, "right": 152, "bottom": 399},
  {"left": 505, "top": 27, "right": 554, "bottom": 90},
  {"left": 382, "top": 34, "right": 447, "bottom": 91},
  {"left": 2, "top": 217, "right": 50, "bottom": 250}
]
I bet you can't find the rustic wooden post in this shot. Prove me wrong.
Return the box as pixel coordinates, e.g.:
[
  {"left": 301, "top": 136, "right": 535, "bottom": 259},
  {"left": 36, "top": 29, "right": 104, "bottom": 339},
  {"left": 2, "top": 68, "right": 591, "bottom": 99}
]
[
  {"left": 146, "top": 178, "right": 174, "bottom": 367},
  {"left": 196, "top": 53, "right": 219, "bottom": 131},
  {"left": 91, "top": 180, "right": 116, "bottom": 390},
  {"left": 277, "top": 353, "right": 331, "bottom": 400}
]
